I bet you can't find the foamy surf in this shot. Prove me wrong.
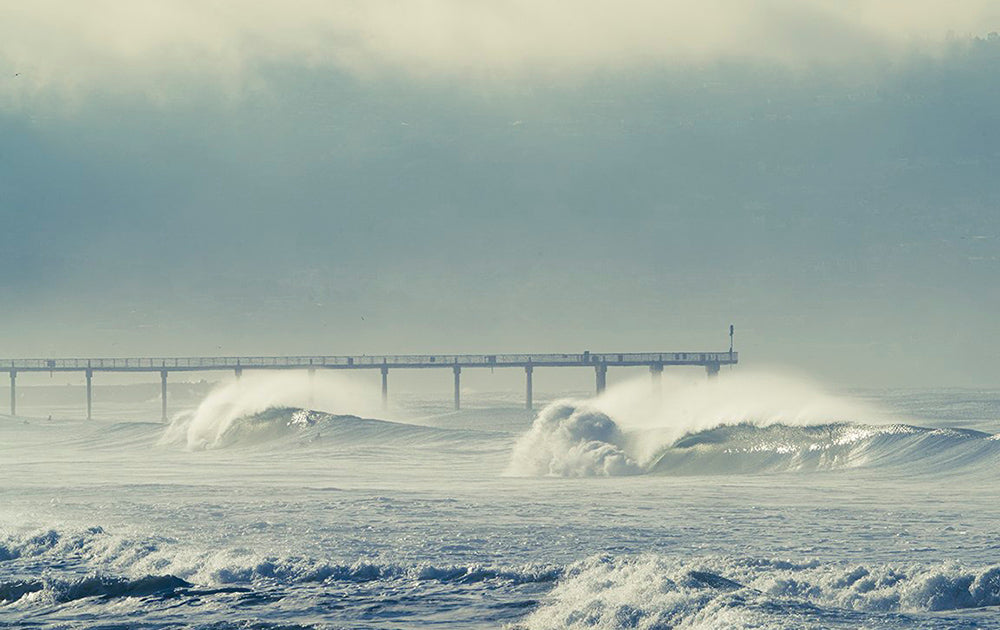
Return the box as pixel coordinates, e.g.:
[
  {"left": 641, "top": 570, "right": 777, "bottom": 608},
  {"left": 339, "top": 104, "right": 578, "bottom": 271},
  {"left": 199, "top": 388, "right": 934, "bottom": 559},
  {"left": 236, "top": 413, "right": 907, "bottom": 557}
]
[
  {"left": 513, "top": 554, "right": 1000, "bottom": 629},
  {"left": 0, "top": 526, "right": 560, "bottom": 615}
]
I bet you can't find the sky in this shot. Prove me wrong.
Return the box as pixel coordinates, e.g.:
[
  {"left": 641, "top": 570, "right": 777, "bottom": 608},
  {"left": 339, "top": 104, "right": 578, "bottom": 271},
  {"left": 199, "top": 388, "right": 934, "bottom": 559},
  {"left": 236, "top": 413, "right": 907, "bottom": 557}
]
[{"left": 0, "top": 1, "right": 998, "bottom": 388}]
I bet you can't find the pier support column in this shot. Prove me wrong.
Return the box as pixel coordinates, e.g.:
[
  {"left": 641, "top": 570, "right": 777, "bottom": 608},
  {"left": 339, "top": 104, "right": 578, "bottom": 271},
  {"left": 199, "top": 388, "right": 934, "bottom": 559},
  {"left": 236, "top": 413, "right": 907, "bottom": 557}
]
[
  {"left": 524, "top": 365, "right": 535, "bottom": 411},
  {"left": 235, "top": 367, "right": 242, "bottom": 380},
  {"left": 308, "top": 367, "right": 316, "bottom": 408},
  {"left": 706, "top": 363, "right": 720, "bottom": 379},
  {"left": 453, "top": 366, "right": 461, "bottom": 410},
  {"left": 160, "top": 370, "right": 168, "bottom": 423},
  {"left": 525, "top": 365, "right": 533, "bottom": 411},
  {"left": 9, "top": 371, "right": 15, "bottom": 416},
  {"left": 650, "top": 364, "right": 663, "bottom": 396},
  {"left": 380, "top": 366, "right": 389, "bottom": 409},
  {"left": 595, "top": 363, "right": 607, "bottom": 395},
  {"left": 86, "top": 369, "right": 93, "bottom": 420}
]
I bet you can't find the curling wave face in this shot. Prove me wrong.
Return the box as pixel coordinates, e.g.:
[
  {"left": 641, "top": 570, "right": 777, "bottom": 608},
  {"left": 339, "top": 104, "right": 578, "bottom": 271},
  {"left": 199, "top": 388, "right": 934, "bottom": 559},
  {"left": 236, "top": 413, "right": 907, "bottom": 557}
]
[{"left": 649, "top": 422, "right": 999, "bottom": 475}]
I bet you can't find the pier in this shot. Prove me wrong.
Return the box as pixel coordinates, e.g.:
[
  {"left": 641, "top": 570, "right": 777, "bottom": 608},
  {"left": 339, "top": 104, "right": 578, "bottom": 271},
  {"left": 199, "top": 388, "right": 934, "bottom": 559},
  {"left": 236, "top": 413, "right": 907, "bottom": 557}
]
[{"left": 3, "top": 351, "right": 737, "bottom": 421}]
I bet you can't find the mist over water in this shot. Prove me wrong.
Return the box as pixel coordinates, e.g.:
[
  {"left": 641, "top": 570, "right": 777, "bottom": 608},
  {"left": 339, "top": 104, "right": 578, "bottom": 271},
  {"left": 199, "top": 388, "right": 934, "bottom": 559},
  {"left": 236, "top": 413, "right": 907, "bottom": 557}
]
[{"left": 2, "top": 371, "right": 999, "bottom": 628}]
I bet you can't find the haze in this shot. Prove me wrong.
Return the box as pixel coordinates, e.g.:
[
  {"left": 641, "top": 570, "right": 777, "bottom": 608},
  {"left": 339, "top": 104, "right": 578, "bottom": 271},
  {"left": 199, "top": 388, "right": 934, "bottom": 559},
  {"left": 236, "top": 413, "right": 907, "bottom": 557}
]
[{"left": 1, "top": 1, "right": 998, "bottom": 387}]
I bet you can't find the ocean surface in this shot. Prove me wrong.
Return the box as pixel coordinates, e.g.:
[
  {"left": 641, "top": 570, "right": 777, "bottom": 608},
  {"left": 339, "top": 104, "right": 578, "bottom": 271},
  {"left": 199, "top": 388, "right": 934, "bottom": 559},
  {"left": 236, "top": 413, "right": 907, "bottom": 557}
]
[{"left": 1, "top": 371, "right": 999, "bottom": 629}]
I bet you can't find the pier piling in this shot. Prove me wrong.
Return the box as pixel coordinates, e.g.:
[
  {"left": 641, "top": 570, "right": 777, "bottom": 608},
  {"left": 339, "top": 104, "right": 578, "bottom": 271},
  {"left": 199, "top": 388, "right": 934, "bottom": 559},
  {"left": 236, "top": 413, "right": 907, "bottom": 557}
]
[
  {"left": 308, "top": 367, "right": 316, "bottom": 407},
  {"left": 160, "top": 370, "right": 168, "bottom": 423},
  {"left": 525, "top": 365, "right": 533, "bottom": 411},
  {"left": 8, "top": 371, "right": 15, "bottom": 416},
  {"left": 650, "top": 363, "right": 663, "bottom": 396},
  {"left": 381, "top": 366, "right": 388, "bottom": 409},
  {"left": 86, "top": 369, "right": 93, "bottom": 420}
]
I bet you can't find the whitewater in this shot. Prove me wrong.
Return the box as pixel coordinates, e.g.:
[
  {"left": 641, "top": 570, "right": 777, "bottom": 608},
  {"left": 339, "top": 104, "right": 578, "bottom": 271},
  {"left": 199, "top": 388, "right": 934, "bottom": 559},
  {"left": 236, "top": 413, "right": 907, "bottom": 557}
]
[{"left": 1, "top": 370, "right": 999, "bottom": 629}]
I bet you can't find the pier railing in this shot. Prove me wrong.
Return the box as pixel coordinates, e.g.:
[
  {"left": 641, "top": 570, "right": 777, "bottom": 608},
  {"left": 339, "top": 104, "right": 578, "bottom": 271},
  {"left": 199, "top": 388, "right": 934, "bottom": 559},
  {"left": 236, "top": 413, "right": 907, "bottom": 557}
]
[{"left": 3, "top": 352, "right": 737, "bottom": 372}]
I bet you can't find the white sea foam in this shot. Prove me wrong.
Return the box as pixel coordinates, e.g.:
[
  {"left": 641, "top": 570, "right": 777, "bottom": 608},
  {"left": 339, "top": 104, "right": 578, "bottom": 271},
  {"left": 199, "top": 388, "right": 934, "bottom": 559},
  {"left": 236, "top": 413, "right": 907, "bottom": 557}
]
[
  {"left": 515, "top": 554, "right": 1000, "bottom": 629},
  {"left": 8, "top": 528, "right": 998, "bottom": 623}
]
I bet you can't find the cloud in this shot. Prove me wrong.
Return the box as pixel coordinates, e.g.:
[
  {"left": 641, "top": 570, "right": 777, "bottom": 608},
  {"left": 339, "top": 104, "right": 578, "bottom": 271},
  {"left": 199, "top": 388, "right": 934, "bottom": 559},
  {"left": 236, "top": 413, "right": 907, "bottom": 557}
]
[{"left": 1, "top": 1, "right": 999, "bottom": 102}]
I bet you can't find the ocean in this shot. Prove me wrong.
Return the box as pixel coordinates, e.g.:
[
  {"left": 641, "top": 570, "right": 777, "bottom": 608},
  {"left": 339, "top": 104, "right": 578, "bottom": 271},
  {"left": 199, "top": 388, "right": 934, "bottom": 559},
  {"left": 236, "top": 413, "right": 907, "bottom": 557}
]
[{"left": 1, "top": 370, "right": 998, "bottom": 629}]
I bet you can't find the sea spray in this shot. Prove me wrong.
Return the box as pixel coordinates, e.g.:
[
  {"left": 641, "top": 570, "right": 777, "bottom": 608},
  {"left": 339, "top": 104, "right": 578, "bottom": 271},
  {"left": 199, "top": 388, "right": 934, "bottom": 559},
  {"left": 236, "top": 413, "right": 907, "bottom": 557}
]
[
  {"left": 160, "top": 371, "right": 385, "bottom": 449},
  {"left": 594, "top": 370, "right": 890, "bottom": 462},
  {"left": 506, "top": 402, "right": 642, "bottom": 476}
]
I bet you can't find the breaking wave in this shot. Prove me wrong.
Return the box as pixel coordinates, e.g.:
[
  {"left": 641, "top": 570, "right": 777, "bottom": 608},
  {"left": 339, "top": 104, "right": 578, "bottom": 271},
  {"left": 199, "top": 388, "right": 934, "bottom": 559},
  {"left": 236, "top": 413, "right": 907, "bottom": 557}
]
[
  {"left": 162, "top": 371, "right": 390, "bottom": 449},
  {"left": 507, "top": 373, "right": 1000, "bottom": 477},
  {"left": 162, "top": 406, "right": 464, "bottom": 450},
  {"left": 507, "top": 402, "right": 643, "bottom": 476},
  {"left": 509, "top": 406, "right": 999, "bottom": 477},
  {"left": 514, "top": 554, "right": 1000, "bottom": 629}
]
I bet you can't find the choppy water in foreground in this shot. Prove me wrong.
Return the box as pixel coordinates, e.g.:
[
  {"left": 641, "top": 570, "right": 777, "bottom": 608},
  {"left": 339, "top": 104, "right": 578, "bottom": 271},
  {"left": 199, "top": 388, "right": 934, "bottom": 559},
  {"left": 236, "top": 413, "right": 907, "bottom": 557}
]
[{"left": 1, "top": 374, "right": 999, "bottom": 629}]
